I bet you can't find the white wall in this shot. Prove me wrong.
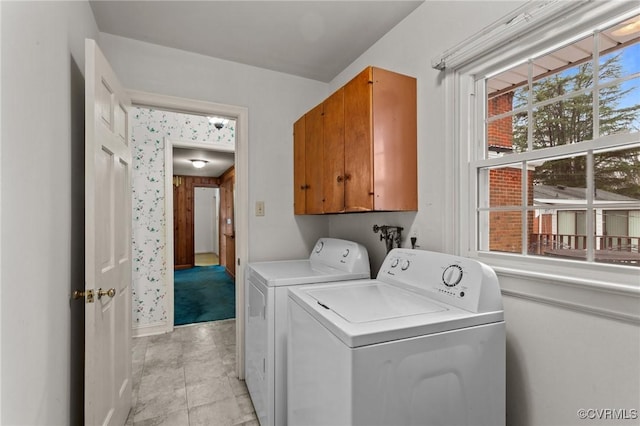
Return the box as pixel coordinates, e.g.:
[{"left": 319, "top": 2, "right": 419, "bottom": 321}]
[
  {"left": 98, "top": 33, "right": 331, "bottom": 263},
  {"left": 195, "top": 187, "right": 217, "bottom": 254},
  {"left": 0, "top": 1, "right": 98, "bottom": 424},
  {"left": 327, "top": 3, "right": 640, "bottom": 426}
]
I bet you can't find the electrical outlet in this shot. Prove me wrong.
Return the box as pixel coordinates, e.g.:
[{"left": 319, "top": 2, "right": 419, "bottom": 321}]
[{"left": 256, "top": 201, "right": 265, "bottom": 216}]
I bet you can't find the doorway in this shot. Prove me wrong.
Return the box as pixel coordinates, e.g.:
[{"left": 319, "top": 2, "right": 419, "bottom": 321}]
[
  {"left": 130, "top": 90, "right": 249, "bottom": 378},
  {"left": 194, "top": 187, "right": 219, "bottom": 266},
  {"left": 171, "top": 144, "right": 234, "bottom": 326}
]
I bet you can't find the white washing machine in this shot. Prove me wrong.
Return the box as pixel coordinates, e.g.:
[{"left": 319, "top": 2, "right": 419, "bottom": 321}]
[
  {"left": 245, "top": 238, "right": 370, "bottom": 426},
  {"left": 287, "top": 248, "right": 505, "bottom": 426}
]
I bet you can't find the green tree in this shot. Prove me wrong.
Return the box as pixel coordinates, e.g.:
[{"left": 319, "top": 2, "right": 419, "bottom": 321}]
[{"left": 511, "top": 53, "right": 640, "bottom": 197}]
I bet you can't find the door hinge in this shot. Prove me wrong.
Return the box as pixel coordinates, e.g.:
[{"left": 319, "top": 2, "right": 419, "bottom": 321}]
[{"left": 237, "top": 258, "right": 241, "bottom": 266}]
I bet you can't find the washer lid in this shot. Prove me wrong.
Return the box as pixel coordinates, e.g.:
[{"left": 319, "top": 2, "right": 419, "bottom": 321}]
[
  {"left": 307, "top": 282, "right": 446, "bottom": 323},
  {"left": 289, "top": 280, "right": 504, "bottom": 348},
  {"left": 247, "top": 260, "right": 369, "bottom": 287}
]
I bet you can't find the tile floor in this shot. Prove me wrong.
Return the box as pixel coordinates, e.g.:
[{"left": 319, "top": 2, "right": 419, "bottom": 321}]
[{"left": 126, "top": 319, "right": 258, "bottom": 426}]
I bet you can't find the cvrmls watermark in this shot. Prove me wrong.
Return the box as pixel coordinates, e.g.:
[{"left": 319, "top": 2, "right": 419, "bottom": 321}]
[{"left": 577, "top": 408, "right": 638, "bottom": 421}]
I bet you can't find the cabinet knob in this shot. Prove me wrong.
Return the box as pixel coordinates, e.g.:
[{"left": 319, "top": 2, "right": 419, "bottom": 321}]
[
  {"left": 336, "top": 175, "right": 344, "bottom": 183},
  {"left": 344, "top": 174, "right": 352, "bottom": 181}
]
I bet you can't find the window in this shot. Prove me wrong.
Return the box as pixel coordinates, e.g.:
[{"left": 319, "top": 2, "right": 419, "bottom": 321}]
[{"left": 475, "top": 11, "right": 640, "bottom": 267}]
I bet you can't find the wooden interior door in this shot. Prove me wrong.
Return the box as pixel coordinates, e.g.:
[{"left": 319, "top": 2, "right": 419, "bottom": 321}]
[
  {"left": 219, "top": 167, "right": 236, "bottom": 277},
  {"left": 322, "top": 87, "right": 346, "bottom": 213},
  {"left": 173, "top": 175, "right": 220, "bottom": 269},
  {"left": 84, "top": 38, "right": 132, "bottom": 425},
  {"left": 344, "top": 67, "right": 374, "bottom": 212}
]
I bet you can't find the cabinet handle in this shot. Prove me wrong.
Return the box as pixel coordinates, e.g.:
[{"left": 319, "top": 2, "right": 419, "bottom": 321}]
[
  {"left": 300, "top": 185, "right": 306, "bottom": 190},
  {"left": 336, "top": 175, "right": 344, "bottom": 183}
]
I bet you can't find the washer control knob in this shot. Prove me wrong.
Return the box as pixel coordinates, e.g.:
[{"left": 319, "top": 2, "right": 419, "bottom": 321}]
[
  {"left": 401, "top": 260, "right": 410, "bottom": 270},
  {"left": 342, "top": 248, "right": 350, "bottom": 258},
  {"left": 314, "top": 241, "right": 324, "bottom": 253},
  {"left": 442, "top": 265, "right": 464, "bottom": 287},
  {"left": 391, "top": 258, "right": 399, "bottom": 268}
]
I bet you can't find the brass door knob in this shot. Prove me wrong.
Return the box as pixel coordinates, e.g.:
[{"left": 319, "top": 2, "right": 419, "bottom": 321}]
[{"left": 97, "top": 288, "right": 116, "bottom": 299}]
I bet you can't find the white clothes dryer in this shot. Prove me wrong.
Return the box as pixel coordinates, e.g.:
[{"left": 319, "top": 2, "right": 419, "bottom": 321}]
[
  {"left": 287, "top": 248, "right": 505, "bottom": 426},
  {"left": 245, "top": 238, "right": 370, "bottom": 426}
]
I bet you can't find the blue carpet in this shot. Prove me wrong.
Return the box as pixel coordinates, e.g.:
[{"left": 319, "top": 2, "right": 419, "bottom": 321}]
[{"left": 174, "top": 265, "right": 236, "bottom": 326}]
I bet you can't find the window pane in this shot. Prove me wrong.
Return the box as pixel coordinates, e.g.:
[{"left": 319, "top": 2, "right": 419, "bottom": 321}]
[
  {"left": 512, "top": 111, "right": 528, "bottom": 153},
  {"left": 489, "top": 211, "right": 522, "bottom": 254},
  {"left": 482, "top": 163, "right": 524, "bottom": 208},
  {"left": 630, "top": 210, "right": 640, "bottom": 238},
  {"left": 597, "top": 210, "right": 640, "bottom": 266},
  {"left": 530, "top": 154, "right": 587, "bottom": 197},
  {"left": 594, "top": 146, "right": 640, "bottom": 200},
  {"left": 532, "top": 92, "right": 593, "bottom": 149},
  {"left": 487, "top": 63, "right": 528, "bottom": 117},
  {"left": 599, "top": 77, "right": 640, "bottom": 136},
  {"left": 487, "top": 115, "right": 516, "bottom": 155},
  {"left": 529, "top": 209, "right": 589, "bottom": 258},
  {"left": 532, "top": 35, "right": 594, "bottom": 95},
  {"left": 600, "top": 14, "right": 640, "bottom": 82},
  {"left": 599, "top": 43, "right": 640, "bottom": 83}
]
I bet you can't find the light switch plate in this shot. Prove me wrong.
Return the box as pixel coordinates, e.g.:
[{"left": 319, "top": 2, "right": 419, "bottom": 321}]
[{"left": 256, "top": 201, "right": 265, "bottom": 216}]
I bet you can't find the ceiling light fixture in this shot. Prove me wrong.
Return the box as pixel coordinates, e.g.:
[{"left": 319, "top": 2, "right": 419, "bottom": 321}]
[
  {"left": 191, "top": 159, "right": 208, "bottom": 169},
  {"left": 208, "top": 116, "right": 230, "bottom": 130}
]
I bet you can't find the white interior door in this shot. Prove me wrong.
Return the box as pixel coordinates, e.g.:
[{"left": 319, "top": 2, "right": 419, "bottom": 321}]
[{"left": 84, "top": 38, "right": 132, "bottom": 425}]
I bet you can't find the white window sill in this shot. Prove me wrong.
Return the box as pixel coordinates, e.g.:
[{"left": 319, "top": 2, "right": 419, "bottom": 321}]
[{"left": 471, "top": 252, "right": 640, "bottom": 324}]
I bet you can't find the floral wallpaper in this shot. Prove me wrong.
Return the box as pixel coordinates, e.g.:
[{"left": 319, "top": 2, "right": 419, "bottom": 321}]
[{"left": 131, "top": 107, "right": 236, "bottom": 328}]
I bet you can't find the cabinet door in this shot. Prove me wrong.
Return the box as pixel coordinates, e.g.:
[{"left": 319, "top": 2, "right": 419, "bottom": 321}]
[
  {"left": 322, "top": 88, "right": 345, "bottom": 213},
  {"left": 344, "top": 67, "right": 374, "bottom": 212},
  {"left": 371, "top": 67, "right": 417, "bottom": 211},
  {"left": 305, "top": 104, "right": 325, "bottom": 214},
  {"left": 293, "top": 116, "right": 306, "bottom": 214}
]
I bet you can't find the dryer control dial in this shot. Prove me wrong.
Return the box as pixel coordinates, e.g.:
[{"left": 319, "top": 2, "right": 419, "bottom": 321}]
[
  {"left": 390, "top": 258, "right": 399, "bottom": 268},
  {"left": 342, "top": 249, "right": 350, "bottom": 258},
  {"left": 314, "top": 241, "right": 324, "bottom": 253},
  {"left": 401, "top": 260, "right": 410, "bottom": 271},
  {"left": 442, "top": 265, "right": 463, "bottom": 287}
]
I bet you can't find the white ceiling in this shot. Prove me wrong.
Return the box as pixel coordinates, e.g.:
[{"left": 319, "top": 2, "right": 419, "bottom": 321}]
[
  {"left": 92, "top": 1, "right": 423, "bottom": 177},
  {"left": 89, "top": 0, "right": 424, "bottom": 82}
]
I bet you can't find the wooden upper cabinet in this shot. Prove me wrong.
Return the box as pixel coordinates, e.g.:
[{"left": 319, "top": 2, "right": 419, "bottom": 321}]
[
  {"left": 368, "top": 67, "right": 417, "bottom": 211},
  {"left": 304, "top": 103, "right": 324, "bottom": 214},
  {"left": 344, "top": 67, "right": 375, "bottom": 212},
  {"left": 322, "top": 87, "right": 346, "bottom": 213},
  {"left": 293, "top": 66, "right": 416, "bottom": 215},
  {"left": 293, "top": 116, "right": 306, "bottom": 215}
]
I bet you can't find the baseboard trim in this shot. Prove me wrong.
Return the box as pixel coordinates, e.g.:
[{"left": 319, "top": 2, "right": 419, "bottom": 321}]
[{"left": 132, "top": 321, "right": 172, "bottom": 338}]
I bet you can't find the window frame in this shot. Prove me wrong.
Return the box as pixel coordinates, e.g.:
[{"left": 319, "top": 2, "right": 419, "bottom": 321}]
[{"left": 449, "top": 2, "right": 640, "bottom": 294}]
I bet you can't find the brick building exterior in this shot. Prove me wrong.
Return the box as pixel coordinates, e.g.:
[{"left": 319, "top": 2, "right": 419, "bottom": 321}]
[{"left": 487, "top": 92, "right": 535, "bottom": 253}]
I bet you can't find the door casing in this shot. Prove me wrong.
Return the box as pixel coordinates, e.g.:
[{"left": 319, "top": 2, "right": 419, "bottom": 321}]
[{"left": 129, "top": 90, "right": 249, "bottom": 379}]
